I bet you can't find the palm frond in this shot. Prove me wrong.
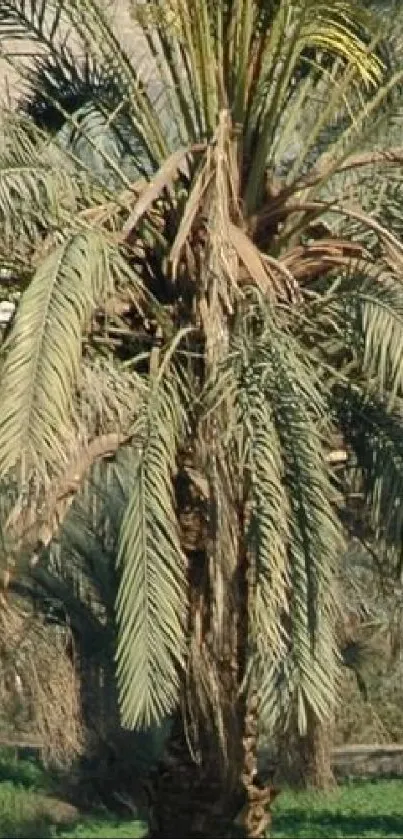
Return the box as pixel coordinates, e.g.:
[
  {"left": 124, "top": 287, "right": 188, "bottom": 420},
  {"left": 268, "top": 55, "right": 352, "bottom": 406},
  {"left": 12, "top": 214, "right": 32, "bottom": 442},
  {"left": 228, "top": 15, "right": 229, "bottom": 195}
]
[
  {"left": 216, "top": 297, "right": 344, "bottom": 730},
  {"left": 0, "top": 230, "right": 140, "bottom": 477},
  {"left": 243, "top": 0, "right": 383, "bottom": 209},
  {"left": 313, "top": 273, "right": 403, "bottom": 405},
  {"left": 115, "top": 362, "right": 188, "bottom": 729},
  {"left": 219, "top": 334, "right": 290, "bottom": 659},
  {"left": 335, "top": 385, "right": 403, "bottom": 551},
  {"left": 20, "top": 46, "right": 151, "bottom": 184},
  {"left": 262, "top": 341, "right": 342, "bottom": 730}
]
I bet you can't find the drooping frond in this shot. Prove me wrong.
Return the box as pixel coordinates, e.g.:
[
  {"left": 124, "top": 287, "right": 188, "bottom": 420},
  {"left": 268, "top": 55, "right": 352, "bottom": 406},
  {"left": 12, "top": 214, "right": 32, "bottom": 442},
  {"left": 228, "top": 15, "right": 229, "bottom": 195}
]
[
  {"left": 214, "top": 333, "right": 290, "bottom": 660},
  {"left": 0, "top": 230, "right": 140, "bottom": 477},
  {"left": 351, "top": 283, "right": 403, "bottom": 404},
  {"left": 310, "top": 272, "right": 403, "bottom": 405},
  {"left": 335, "top": 385, "right": 403, "bottom": 551},
  {"left": 0, "top": 353, "right": 147, "bottom": 591},
  {"left": 213, "top": 296, "right": 344, "bottom": 731},
  {"left": 268, "top": 358, "right": 341, "bottom": 730},
  {"left": 115, "top": 361, "right": 189, "bottom": 728}
]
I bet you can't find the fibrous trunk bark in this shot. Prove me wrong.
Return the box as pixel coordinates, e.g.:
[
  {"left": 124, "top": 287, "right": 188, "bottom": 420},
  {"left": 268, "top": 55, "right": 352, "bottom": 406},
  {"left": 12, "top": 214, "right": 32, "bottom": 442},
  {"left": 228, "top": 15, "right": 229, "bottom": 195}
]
[
  {"left": 148, "top": 703, "right": 277, "bottom": 839},
  {"left": 299, "top": 711, "right": 335, "bottom": 791},
  {"left": 278, "top": 708, "right": 335, "bottom": 791},
  {"left": 154, "top": 453, "right": 278, "bottom": 837},
  {"left": 148, "top": 716, "right": 241, "bottom": 838},
  {"left": 148, "top": 534, "right": 278, "bottom": 839}
]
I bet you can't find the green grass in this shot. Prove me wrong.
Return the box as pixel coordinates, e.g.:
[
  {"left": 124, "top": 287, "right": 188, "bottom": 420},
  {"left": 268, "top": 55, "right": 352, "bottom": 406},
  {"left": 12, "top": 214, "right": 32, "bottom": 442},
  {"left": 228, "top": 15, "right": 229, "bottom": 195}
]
[
  {"left": 0, "top": 751, "right": 402, "bottom": 838},
  {"left": 55, "top": 817, "right": 147, "bottom": 838},
  {"left": 0, "top": 751, "right": 147, "bottom": 839},
  {"left": 0, "top": 748, "right": 50, "bottom": 791},
  {"left": 272, "top": 779, "right": 403, "bottom": 837}
]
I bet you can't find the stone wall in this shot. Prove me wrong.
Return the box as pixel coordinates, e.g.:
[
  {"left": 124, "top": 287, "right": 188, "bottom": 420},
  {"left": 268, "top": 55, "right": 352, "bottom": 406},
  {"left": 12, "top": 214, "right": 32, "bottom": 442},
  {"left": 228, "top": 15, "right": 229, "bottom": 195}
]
[{"left": 333, "top": 744, "right": 403, "bottom": 779}]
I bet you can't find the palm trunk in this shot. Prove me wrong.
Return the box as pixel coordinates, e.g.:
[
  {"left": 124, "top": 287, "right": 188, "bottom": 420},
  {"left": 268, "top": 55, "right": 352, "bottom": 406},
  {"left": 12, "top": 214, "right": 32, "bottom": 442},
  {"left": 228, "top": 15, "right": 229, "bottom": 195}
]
[
  {"left": 299, "top": 711, "right": 335, "bottom": 791},
  {"left": 149, "top": 528, "right": 277, "bottom": 838},
  {"left": 234, "top": 523, "right": 278, "bottom": 838},
  {"left": 148, "top": 716, "right": 240, "bottom": 838},
  {"left": 149, "top": 703, "right": 277, "bottom": 839},
  {"left": 278, "top": 709, "right": 335, "bottom": 791}
]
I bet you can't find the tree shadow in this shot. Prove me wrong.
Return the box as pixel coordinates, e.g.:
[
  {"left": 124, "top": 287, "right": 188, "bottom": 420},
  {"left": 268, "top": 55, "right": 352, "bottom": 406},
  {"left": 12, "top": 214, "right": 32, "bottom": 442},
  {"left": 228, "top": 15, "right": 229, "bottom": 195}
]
[
  {"left": 273, "top": 810, "right": 403, "bottom": 837},
  {"left": 0, "top": 814, "right": 56, "bottom": 839}
]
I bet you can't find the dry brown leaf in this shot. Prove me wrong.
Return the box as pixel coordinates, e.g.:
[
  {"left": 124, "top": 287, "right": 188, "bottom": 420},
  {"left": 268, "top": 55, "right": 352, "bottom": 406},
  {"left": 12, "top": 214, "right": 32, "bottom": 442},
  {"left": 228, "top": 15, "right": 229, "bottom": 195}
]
[
  {"left": 228, "top": 222, "right": 273, "bottom": 295},
  {"left": 169, "top": 149, "right": 215, "bottom": 276},
  {"left": 122, "top": 145, "right": 204, "bottom": 238}
]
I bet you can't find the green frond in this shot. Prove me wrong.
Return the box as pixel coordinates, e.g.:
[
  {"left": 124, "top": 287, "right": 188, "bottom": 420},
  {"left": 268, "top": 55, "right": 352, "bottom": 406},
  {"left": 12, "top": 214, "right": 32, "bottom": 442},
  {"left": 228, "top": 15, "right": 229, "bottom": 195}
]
[
  {"left": 218, "top": 298, "right": 344, "bottom": 730},
  {"left": 115, "top": 365, "right": 188, "bottom": 729},
  {"left": 258, "top": 641, "right": 339, "bottom": 735},
  {"left": 335, "top": 385, "right": 403, "bottom": 549},
  {"left": 225, "top": 342, "right": 290, "bottom": 658},
  {"left": 317, "top": 275, "right": 403, "bottom": 405},
  {"left": 357, "top": 285, "right": 403, "bottom": 404},
  {"left": 0, "top": 0, "right": 394, "bottom": 268},
  {"left": 267, "top": 352, "right": 341, "bottom": 728},
  {"left": 243, "top": 0, "right": 384, "bottom": 209},
  {"left": 0, "top": 230, "right": 137, "bottom": 477}
]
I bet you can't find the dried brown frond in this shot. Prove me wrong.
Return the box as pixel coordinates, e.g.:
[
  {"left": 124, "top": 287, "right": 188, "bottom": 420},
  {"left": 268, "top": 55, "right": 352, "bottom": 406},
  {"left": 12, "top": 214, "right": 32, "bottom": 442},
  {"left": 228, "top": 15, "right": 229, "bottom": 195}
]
[
  {"left": 281, "top": 239, "right": 367, "bottom": 283},
  {"left": 3, "top": 433, "right": 131, "bottom": 573}
]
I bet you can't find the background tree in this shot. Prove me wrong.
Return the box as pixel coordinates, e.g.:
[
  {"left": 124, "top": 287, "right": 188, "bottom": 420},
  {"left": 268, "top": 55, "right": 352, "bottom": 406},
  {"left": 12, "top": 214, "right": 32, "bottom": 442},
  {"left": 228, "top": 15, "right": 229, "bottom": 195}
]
[{"left": 2, "top": 1, "right": 403, "bottom": 836}]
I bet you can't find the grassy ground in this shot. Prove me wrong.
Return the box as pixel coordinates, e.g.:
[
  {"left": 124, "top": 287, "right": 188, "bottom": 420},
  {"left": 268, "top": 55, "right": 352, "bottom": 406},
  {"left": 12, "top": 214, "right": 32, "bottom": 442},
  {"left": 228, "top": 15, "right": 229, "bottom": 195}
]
[
  {"left": 272, "top": 780, "right": 403, "bottom": 838},
  {"left": 0, "top": 751, "right": 147, "bottom": 838},
  {"left": 0, "top": 751, "right": 403, "bottom": 837}
]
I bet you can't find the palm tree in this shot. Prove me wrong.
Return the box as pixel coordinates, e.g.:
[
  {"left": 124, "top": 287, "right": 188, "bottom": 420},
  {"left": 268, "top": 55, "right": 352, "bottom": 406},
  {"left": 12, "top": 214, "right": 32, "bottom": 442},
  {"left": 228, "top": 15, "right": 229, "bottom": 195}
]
[{"left": 2, "top": 0, "right": 403, "bottom": 835}]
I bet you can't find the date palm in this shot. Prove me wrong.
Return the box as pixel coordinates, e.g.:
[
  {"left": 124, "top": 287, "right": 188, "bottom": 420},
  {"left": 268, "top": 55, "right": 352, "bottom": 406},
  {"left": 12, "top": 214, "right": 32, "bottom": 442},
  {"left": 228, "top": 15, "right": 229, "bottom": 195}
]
[{"left": 2, "top": 0, "right": 403, "bottom": 835}]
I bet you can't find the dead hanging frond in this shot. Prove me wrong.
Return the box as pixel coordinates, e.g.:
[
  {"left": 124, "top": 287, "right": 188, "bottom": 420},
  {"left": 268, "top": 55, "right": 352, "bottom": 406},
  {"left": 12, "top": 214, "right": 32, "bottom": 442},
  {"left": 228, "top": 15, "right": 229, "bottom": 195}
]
[
  {"left": 0, "top": 597, "right": 84, "bottom": 767},
  {"left": 167, "top": 110, "right": 298, "bottom": 363},
  {"left": 180, "top": 380, "right": 243, "bottom": 771},
  {"left": 184, "top": 637, "right": 229, "bottom": 767},
  {"left": 121, "top": 144, "right": 205, "bottom": 240},
  {"left": 280, "top": 239, "right": 368, "bottom": 284},
  {"left": 1, "top": 433, "right": 133, "bottom": 586}
]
